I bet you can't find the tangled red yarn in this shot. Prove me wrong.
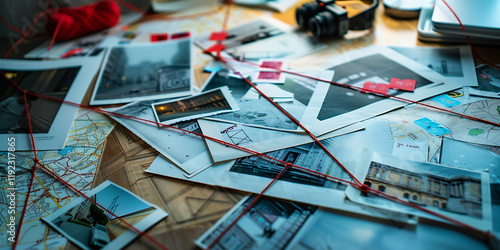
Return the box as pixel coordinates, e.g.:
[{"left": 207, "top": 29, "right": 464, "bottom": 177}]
[{"left": 46, "top": 0, "right": 120, "bottom": 41}]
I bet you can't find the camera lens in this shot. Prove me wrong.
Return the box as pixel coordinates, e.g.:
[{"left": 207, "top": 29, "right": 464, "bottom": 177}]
[
  {"left": 295, "top": 2, "right": 322, "bottom": 29},
  {"left": 309, "top": 11, "right": 338, "bottom": 38}
]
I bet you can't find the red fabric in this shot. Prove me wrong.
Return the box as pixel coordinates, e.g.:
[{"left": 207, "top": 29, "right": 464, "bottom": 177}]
[{"left": 46, "top": 0, "right": 120, "bottom": 41}]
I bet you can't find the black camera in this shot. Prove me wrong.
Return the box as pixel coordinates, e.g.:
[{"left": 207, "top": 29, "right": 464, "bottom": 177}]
[{"left": 296, "top": 0, "right": 379, "bottom": 38}]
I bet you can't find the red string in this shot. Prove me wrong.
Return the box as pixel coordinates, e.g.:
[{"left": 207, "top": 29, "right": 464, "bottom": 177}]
[
  {"left": 13, "top": 91, "right": 41, "bottom": 249},
  {"left": 1, "top": 66, "right": 493, "bottom": 249},
  {"left": 441, "top": 0, "right": 500, "bottom": 70},
  {"left": 1, "top": 82, "right": 169, "bottom": 250},
  {"left": 222, "top": 56, "right": 500, "bottom": 127},
  {"left": 1, "top": 72, "right": 357, "bottom": 250},
  {"left": 114, "top": 0, "right": 148, "bottom": 16},
  {"left": 200, "top": 1, "right": 495, "bottom": 245},
  {"left": 2, "top": 11, "right": 46, "bottom": 59},
  {"left": 34, "top": 160, "right": 169, "bottom": 250},
  {"left": 206, "top": 163, "right": 291, "bottom": 250},
  {"left": 227, "top": 64, "right": 363, "bottom": 186},
  {"left": 368, "top": 188, "right": 494, "bottom": 238},
  {"left": 2, "top": 0, "right": 497, "bottom": 247},
  {"left": 47, "top": 15, "right": 65, "bottom": 52},
  {"left": 0, "top": 15, "right": 24, "bottom": 34}
]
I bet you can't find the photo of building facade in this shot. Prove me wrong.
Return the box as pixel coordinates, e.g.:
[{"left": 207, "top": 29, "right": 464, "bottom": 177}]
[
  {"left": 199, "top": 196, "right": 315, "bottom": 250},
  {"left": 230, "top": 142, "right": 350, "bottom": 189},
  {"left": 365, "top": 161, "right": 482, "bottom": 218}
]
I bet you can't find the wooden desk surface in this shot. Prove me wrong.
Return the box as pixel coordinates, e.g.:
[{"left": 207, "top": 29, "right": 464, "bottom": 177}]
[{"left": 89, "top": 1, "right": 498, "bottom": 249}]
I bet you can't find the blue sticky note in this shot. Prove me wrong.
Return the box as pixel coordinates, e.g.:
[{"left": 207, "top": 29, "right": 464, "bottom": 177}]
[
  {"left": 414, "top": 117, "right": 452, "bottom": 136},
  {"left": 204, "top": 65, "right": 221, "bottom": 73},
  {"left": 431, "top": 94, "right": 460, "bottom": 108}
]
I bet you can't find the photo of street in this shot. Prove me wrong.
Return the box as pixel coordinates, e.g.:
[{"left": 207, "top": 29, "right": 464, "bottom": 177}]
[{"left": 45, "top": 182, "right": 159, "bottom": 249}]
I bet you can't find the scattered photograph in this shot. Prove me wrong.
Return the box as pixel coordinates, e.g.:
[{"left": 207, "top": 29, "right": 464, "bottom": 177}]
[
  {"left": 229, "top": 141, "right": 353, "bottom": 189},
  {"left": 468, "top": 64, "right": 500, "bottom": 99},
  {"left": 152, "top": 87, "right": 239, "bottom": 125},
  {"left": 346, "top": 153, "right": 492, "bottom": 230},
  {"left": 197, "top": 118, "right": 364, "bottom": 162},
  {"left": 146, "top": 141, "right": 372, "bottom": 211},
  {"left": 0, "top": 58, "right": 100, "bottom": 151},
  {"left": 251, "top": 59, "right": 289, "bottom": 84},
  {"left": 43, "top": 181, "right": 168, "bottom": 250},
  {"left": 106, "top": 100, "right": 212, "bottom": 175},
  {"left": 90, "top": 38, "right": 193, "bottom": 105},
  {"left": 202, "top": 69, "right": 332, "bottom": 131},
  {"left": 439, "top": 137, "right": 500, "bottom": 235},
  {"left": 308, "top": 46, "right": 461, "bottom": 136},
  {"left": 390, "top": 45, "right": 477, "bottom": 86},
  {"left": 195, "top": 16, "right": 324, "bottom": 60},
  {"left": 195, "top": 195, "right": 316, "bottom": 249}
]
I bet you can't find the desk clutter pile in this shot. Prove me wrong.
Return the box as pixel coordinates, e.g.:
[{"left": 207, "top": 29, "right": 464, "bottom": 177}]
[{"left": 0, "top": 1, "right": 499, "bottom": 249}]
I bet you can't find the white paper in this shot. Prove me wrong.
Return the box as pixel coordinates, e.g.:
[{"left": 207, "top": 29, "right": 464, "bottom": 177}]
[
  {"left": 105, "top": 101, "right": 212, "bottom": 175},
  {"left": 392, "top": 137, "right": 429, "bottom": 162},
  {"left": 309, "top": 46, "right": 461, "bottom": 136},
  {"left": 198, "top": 118, "right": 365, "bottom": 162},
  {"left": 146, "top": 143, "right": 373, "bottom": 211},
  {"left": 90, "top": 38, "right": 194, "bottom": 105},
  {"left": 345, "top": 153, "right": 492, "bottom": 231},
  {"left": 0, "top": 57, "right": 102, "bottom": 151},
  {"left": 201, "top": 69, "right": 334, "bottom": 132},
  {"left": 390, "top": 45, "right": 478, "bottom": 87},
  {"left": 42, "top": 180, "right": 168, "bottom": 250}
]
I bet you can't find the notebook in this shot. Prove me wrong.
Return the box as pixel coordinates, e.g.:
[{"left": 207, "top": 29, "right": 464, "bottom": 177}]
[{"left": 431, "top": 0, "right": 500, "bottom": 40}]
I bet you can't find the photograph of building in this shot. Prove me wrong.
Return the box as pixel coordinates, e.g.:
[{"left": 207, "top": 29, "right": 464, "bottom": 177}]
[
  {"left": 92, "top": 39, "right": 191, "bottom": 104},
  {"left": 230, "top": 142, "right": 350, "bottom": 189},
  {"left": 364, "top": 161, "right": 483, "bottom": 218},
  {"left": 153, "top": 88, "right": 232, "bottom": 123},
  {"left": 0, "top": 67, "right": 80, "bottom": 134},
  {"left": 198, "top": 196, "right": 315, "bottom": 250}
]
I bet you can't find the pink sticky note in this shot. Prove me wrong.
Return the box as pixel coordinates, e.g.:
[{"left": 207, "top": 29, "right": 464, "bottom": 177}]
[
  {"left": 150, "top": 33, "right": 168, "bottom": 42},
  {"left": 362, "top": 82, "right": 389, "bottom": 95},
  {"left": 209, "top": 31, "right": 228, "bottom": 41},
  {"left": 260, "top": 61, "right": 283, "bottom": 69},
  {"left": 172, "top": 31, "right": 190, "bottom": 39},
  {"left": 258, "top": 71, "right": 281, "bottom": 80},
  {"left": 389, "top": 78, "right": 416, "bottom": 91},
  {"left": 204, "top": 43, "right": 226, "bottom": 54}
]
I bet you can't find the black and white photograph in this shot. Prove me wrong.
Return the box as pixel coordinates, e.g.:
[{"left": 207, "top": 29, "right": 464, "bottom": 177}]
[
  {"left": 0, "top": 58, "right": 100, "bottom": 151},
  {"left": 152, "top": 87, "right": 239, "bottom": 125},
  {"left": 390, "top": 45, "right": 477, "bottom": 87},
  {"left": 90, "top": 38, "right": 193, "bottom": 105},
  {"left": 195, "top": 16, "right": 324, "bottom": 60},
  {"left": 195, "top": 195, "right": 316, "bottom": 249},
  {"left": 202, "top": 69, "right": 332, "bottom": 131},
  {"left": 346, "top": 153, "right": 492, "bottom": 230},
  {"left": 42, "top": 181, "right": 168, "bottom": 250},
  {"left": 230, "top": 141, "right": 352, "bottom": 189},
  {"left": 468, "top": 64, "right": 500, "bottom": 99},
  {"left": 308, "top": 46, "right": 461, "bottom": 136}
]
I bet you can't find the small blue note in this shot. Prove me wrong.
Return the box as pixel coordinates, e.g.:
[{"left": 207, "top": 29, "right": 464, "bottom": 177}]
[
  {"left": 431, "top": 94, "right": 460, "bottom": 108},
  {"left": 204, "top": 65, "right": 221, "bottom": 73},
  {"left": 414, "top": 117, "right": 452, "bottom": 137}
]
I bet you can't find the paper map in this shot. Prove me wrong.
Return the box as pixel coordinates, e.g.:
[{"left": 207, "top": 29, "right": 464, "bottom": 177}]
[{"left": 0, "top": 110, "right": 115, "bottom": 249}]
